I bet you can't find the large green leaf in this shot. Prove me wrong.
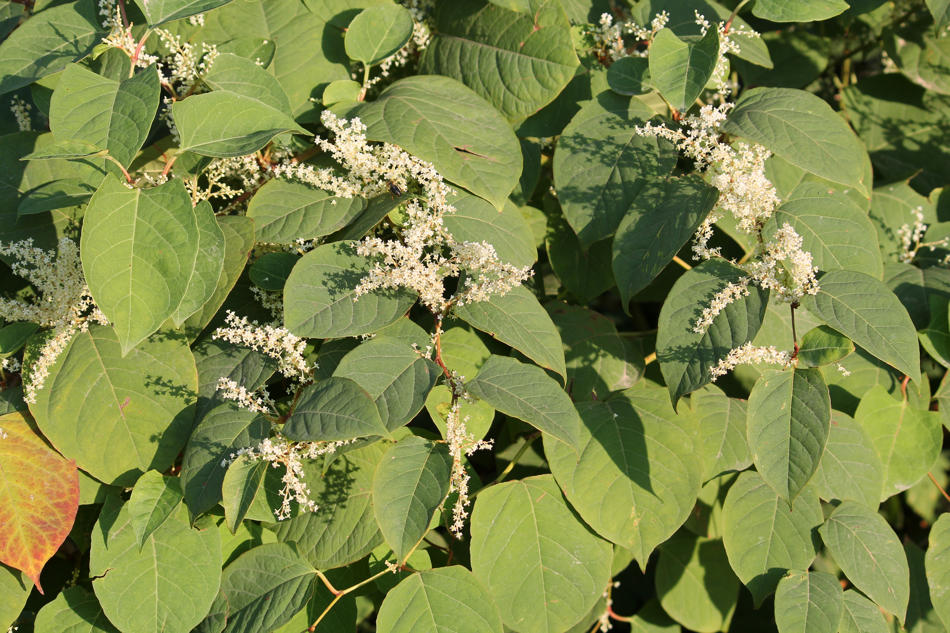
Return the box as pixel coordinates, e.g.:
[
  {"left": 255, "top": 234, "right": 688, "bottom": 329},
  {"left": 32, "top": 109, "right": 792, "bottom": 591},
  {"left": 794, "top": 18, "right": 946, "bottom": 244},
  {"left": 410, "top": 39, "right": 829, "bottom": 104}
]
[
  {"left": 470, "top": 475, "right": 613, "bottom": 633},
  {"left": 854, "top": 385, "right": 941, "bottom": 500},
  {"left": 0, "top": 0, "right": 101, "bottom": 96},
  {"left": 838, "top": 590, "right": 889, "bottom": 633},
  {"left": 466, "top": 355, "right": 580, "bottom": 448},
  {"left": 420, "top": 0, "right": 577, "bottom": 123},
  {"left": 746, "top": 368, "right": 830, "bottom": 502},
  {"left": 553, "top": 93, "right": 677, "bottom": 247},
  {"left": 283, "top": 241, "right": 416, "bottom": 338},
  {"left": 802, "top": 270, "right": 920, "bottom": 383},
  {"left": 180, "top": 402, "right": 269, "bottom": 516},
  {"left": 688, "top": 385, "right": 751, "bottom": 480},
  {"left": 372, "top": 437, "right": 452, "bottom": 562},
  {"left": 344, "top": 4, "right": 413, "bottom": 67},
  {"left": 752, "top": 0, "right": 848, "bottom": 21},
  {"left": 0, "top": 564, "right": 30, "bottom": 632},
  {"left": 773, "top": 570, "right": 843, "bottom": 633},
  {"left": 455, "top": 286, "right": 566, "bottom": 379},
  {"left": 926, "top": 513, "right": 950, "bottom": 630},
  {"left": 127, "top": 471, "right": 183, "bottom": 549},
  {"left": 133, "top": 0, "right": 234, "bottom": 26},
  {"left": 201, "top": 543, "right": 315, "bottom": 633},
  {"left": 282, "top": 377, "right": 388, "bottom": 442},
  {"left": 90, "top": 503, "right": 222, "bottom": 633},
  {"left": 246, "top": 180, "right": 366, "bottom": 245},
  {"left": 376, "top": 566, "right": 504, "bottom": 633},
  {"left": 34, "top": 585, "right": 119, "bottom": 633},
  {"left": 273, "top": 440, "right": 386, "bottom": 569},
  {"left": 648, "top": 27, "right": 719, "bottom": 112},
  {"left": 810, "top": 411, "right": 882, "bottom": 507},
  {"left": 657, "top": 259, "right": 769, "bottom": 407},
  {"left": 819, "top": 501, "right": 909, "bottom": 621},
  {"left": 770, "top": 182, "right": 882, "bottom": 278},
  {"left": 172, "top": 91, "right": 307, "bottom": 158},
  {"left": 49, "top": 64, "right": 160, "bottom": 168},
  {"left": 171, "top": 201, "right": 225, "bottom": 326},
  {"left": 30, "top": 325, "right": 197, "bottom": 486},
  {"left": 545, "top": 382, "right": 702, "bottom": 563},
  {"left": 722, "top": 87, "right": 871, "bottom": 197},
  {"left": 654, "top": 534, "right": 738, "bottom": 633},
  {"left": 721, "top": 471, "right": 822, "bottom": 604},
  {"left": 357, "top": 75, "right": 522, "bottom": 210},
  {"left": 334, "top": 337, "right": 439, "bottom": 431},
  {"left": 81, "top": 176, "right": 201, "bottom": 353},
  {"left": 613, "top": 174, "right": 719, "bottom": 308},
  {"left": 443, "top": 194, "right": 537, "bottom": 268}
]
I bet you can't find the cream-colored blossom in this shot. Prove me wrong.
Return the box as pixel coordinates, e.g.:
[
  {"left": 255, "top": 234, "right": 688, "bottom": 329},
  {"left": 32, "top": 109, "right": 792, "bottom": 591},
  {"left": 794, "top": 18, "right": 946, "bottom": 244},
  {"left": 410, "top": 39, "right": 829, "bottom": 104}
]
[
  {"left": 215, "top": 377, "right": 273, "bottom": 414},
  {"left": 444, "top": 399, "right": 493, "bottom": 538},
  {"left": 709, "top": 342, "right": 791, "bottom": 380},
  {"left": 212, "top": 311, "right": 311, "bottom": 381},
  {"left": 693, "top": 278, "right": 750, "bottom": 335}
]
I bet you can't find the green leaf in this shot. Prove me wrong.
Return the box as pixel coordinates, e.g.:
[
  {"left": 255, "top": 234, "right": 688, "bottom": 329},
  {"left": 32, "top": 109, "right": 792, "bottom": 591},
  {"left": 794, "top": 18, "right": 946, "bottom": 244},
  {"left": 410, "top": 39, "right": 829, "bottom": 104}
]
[
  {"left": 854, "top": 385, "right": 941, "bottom": 500},
  {"left": 171, "top": 201, "right": 225, "bottom": 326},
  {"left": 34, "top": 585, "right": 120, "bottom": 633},
  {"left": 746, "top": 368, "right": 830, "bottom": 501},
  {"left": 470, "top": 475, "right": 613, "bottom": 633},
  {"left": 345, "top": 4, "right": 413, "bottom": 66},
  {"left": 927, "top": 0, "right": 950, "bottom": 28},
  {"left": 282, "top": 377, "right": 388, "bottom": 442},
  {"left": 127, "top": 471, "right": 183, "bottom": 549},
  {"left": 49, "top": 64, "right": 160, "bottom": 167},
  {"left": 221, "top": 454, "right": 273, "bottom": 530},
  {"left": 455, "top": 286, "right": 566, "bottom": 379},
  {"left": 838, "top": 590, "right": 889, "bottom": 633},
  {"left": 133, "top": 0, "right": 234, "bottom": 26},
  {"left": 81, "top": 175, "right": 201, "bottom": 353},
  {"left": 925, "top": 513, "right": 950, "bottom": 630},
  {"left": 654, "top": 534, "right": 739, "bottom": 633},
  {"left": 770, "top": 182, "right": 882, "bottom": 279},
  {"left": 246, "top": 180, "right": 366, "bottom": 245},
  {"left": 547, "top": 303, "right": 643, "bottom": 401},
  {"left": 819, "top": 501, "right": 909, "bottom": 621},
  {"left": 377, "top": 566, "right": 504, "bottom": 633},
  {"left": 466, "top": 355, "right": 580, "bottom": 448},
  {"left": 774, "top": 570, "right": 843, "bottom": 633},
  {"left": 273, "top": 440, "right": 387, "bottom": 569},
  {"left": 648, "top": 27, "right": 719, "bottom": 112},
  {"left": 0, "top": 0, "right": 101, "bottom": 96},
  {"left": 722, "top": 87, "right": 871, "bottom": 197},
  {"left": 0, "top": 322, "right": 39, "bottom": 358},
  {"left": 607, "top": 56, "right": 652, "bottom": 95},
  {"left": 688, "top": 385, "right": 751, "bottom": 480},
  {"left": 90, "top": 503, "right": 222, "bottom": 633},
  {"left": 203, "top": 543, "right": 315, "bottom": 633},
  {"left": 657, "top": 258, "right": 769, "bottom": 407},
  {"left": 0, "top": 564, "right": 30, "bottom": 632},
  {"left": 801, "top": 270, "right": 921, "bottom": 383},
  {"left": 545, "top": 382, "right": 702, "bottom": 563},
  {"left": 334, "top": 337, "right": 438, "bottom": 431},
  {"left": 283, "top": 240, "right": 415, "bottom": 338},
  {"left": 553, "top": 93, "right": 677, "bottom": 247},
  {"left": 721, "top": 471, "right": 822, "bottom": 605},
  {"left": 372, "top": 436, "right": 452, "bottom": 562},
  {"left": 752, "top": 0, "right": 848, "bottom": 21},
  {"left": 545, "top": 220, "right": 614, "bottom": 304},
  {"left": 443, "top": 193, "right": 537, "bottom": 268},
  {"left": 420, "top": 0, "right": 578, "bottom": 123},
  {"left": 357, "top": 75, "right": 522, "bottom": 211},
  {"left": 30, "top": 325, "right": 197, "bottom": 486},
  {"left": 613, "top": 174, "right": 719, "bottom": 308},
  {"left": 426, "top": 384, "right": 495, "bottom": 443},
  {"left": 202, "top": 52, "right": 291, "bottom": 113},
  {"left": 797, "top": 325, "right": 854, "bottom": 367},
  {"left": 811, "top": 412, "right": 883, "bottom": 507}
]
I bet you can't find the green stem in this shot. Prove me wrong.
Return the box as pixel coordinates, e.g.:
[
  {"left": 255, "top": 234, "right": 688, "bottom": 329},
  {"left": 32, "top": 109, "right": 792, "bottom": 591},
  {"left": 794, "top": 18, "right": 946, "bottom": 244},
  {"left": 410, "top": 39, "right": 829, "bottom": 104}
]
[{"left": 471, "top": 432, "right": 540, "bottom": 499}]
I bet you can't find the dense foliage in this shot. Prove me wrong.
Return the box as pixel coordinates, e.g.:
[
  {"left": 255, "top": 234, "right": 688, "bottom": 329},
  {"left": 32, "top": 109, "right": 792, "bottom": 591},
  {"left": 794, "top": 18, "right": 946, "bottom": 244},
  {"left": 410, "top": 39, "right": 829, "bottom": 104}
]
[{"left": 0, "top": 0, "right": 949, "bottom": 631}]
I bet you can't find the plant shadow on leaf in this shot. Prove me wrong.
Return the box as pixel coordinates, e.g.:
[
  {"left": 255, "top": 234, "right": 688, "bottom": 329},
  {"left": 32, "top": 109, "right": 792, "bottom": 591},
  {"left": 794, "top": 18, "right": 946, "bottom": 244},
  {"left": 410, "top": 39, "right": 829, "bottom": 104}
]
[{"left": 586, "top": 396, "right": 653, "bottom": 495}]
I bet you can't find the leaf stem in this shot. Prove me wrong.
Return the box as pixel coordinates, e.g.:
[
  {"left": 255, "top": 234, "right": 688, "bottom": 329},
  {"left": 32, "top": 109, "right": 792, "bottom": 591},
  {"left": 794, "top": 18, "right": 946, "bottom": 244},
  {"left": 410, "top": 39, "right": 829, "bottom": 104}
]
[
  {"left": 129, "top": 30, "right": 152, "bottom": 76},
  {"left": 117, "top": 0, "right": 129, "bottom": 29},
  {"left": 672, "top": 255, "right": 692, "bottom": 270},
  {"left": 723, "top": 0, "right": 751, "bottom": 34},
  {"left": 643, "top": 351, "right": 656, "bottom": 366},
  {"left": 928, "top": 472, "right": 950, "bottom": 504},
  {"left": 473, "top": 432, "right": 540, "bottom": 496},
  {"left": 102, "top": 153, "right": 134, "bottom": 184}
]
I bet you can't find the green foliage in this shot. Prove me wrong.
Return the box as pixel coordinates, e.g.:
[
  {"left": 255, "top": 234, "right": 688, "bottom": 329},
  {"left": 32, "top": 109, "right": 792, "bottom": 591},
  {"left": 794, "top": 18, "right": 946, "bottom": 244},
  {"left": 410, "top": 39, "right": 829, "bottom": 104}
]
[{"left": 0, "top": 1, "right": 948, "bottom": 632}]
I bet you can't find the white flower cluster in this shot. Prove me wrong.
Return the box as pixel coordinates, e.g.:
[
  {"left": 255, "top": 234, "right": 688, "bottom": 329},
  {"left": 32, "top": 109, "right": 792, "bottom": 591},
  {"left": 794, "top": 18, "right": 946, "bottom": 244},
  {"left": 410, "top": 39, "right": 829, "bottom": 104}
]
[
  {"left": 693, "top": 278, "right": 750, "bottom": 334},
  {"left": 709, "top": 342, "right": 791, "bottom": 380},
  {"left": 215, "top": 377, "right": 273, "bottom": 415},
  {"left": 898, "top": 206, "right": 928, "bottom": 263},
  {"left": 0, "top": 427, "right": 7, "bottom": 440},
  {"left": 0, "top": 239, "right": 109, "bottom": 403},
  {"left": 212, "top": 311, "right": 311, "bottom": 381},
  {"left": 746, "top": 223, "right": 820, "bottom": 302},
  {"left": 224, "top": 435, "right": 355, "bottom": 520},
  {"left": 444, "top": 399, "right": 493, "bottom": 538},
  {"left": 583, "top": 11, "right": 669, "bottom": 62},
  {"left": 10, "top": 95, "right": 32, "bottom": 132},
  {"left": 278, "top": 111, "right": 532, "bottom": 314},
  {"left": 1, "top": 357, "right": 21, "bottom": 373}
]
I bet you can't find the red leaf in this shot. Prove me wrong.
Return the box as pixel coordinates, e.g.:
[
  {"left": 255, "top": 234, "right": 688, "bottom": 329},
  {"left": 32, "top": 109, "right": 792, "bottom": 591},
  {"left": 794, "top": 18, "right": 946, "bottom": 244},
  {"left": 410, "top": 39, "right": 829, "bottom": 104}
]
[{"left": 0, "top": 411, "right": 79, "bottom": 593}]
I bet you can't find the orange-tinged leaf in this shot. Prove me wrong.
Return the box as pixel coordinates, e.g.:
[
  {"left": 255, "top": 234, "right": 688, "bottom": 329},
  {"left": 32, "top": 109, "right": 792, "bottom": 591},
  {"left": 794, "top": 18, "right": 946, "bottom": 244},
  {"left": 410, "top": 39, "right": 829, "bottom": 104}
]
[{"left": 0, "top": 411, "right": 79, "bottom": 593}]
